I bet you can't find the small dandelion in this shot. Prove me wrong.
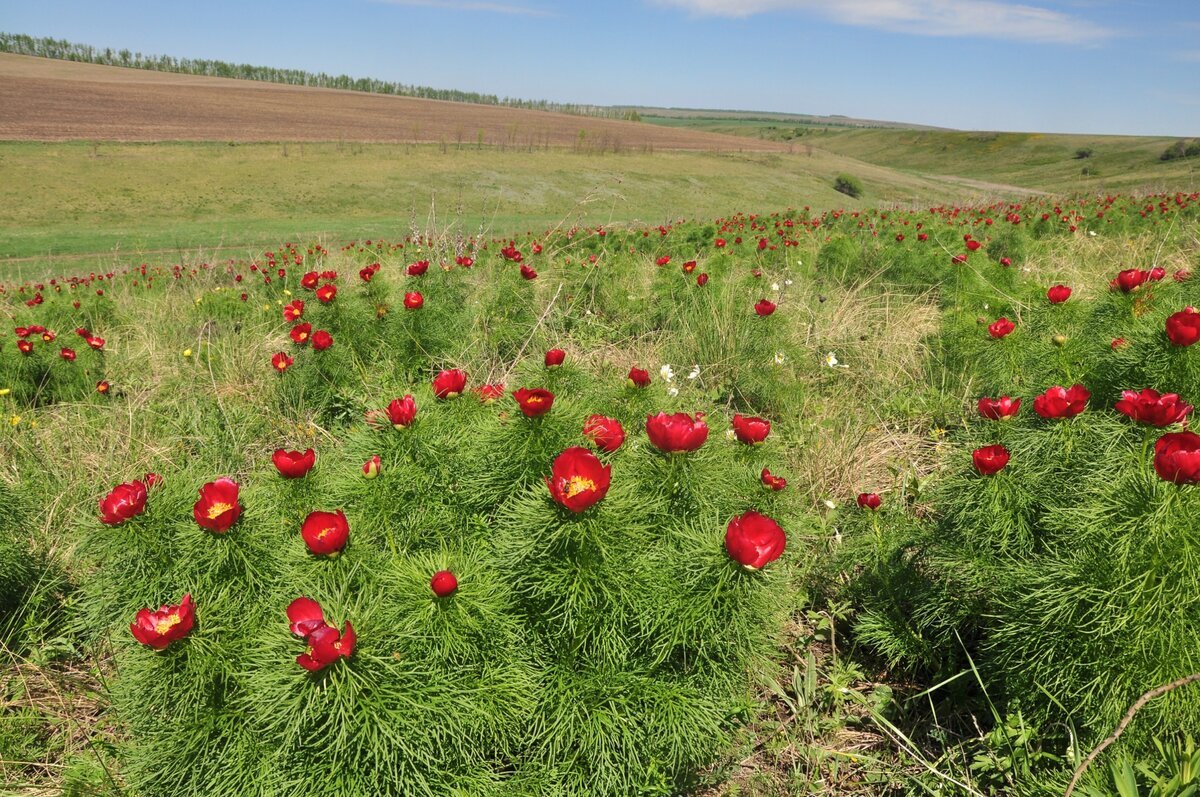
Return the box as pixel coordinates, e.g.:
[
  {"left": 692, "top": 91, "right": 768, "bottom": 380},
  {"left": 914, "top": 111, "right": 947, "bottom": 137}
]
[{"left": 183, "top": 348, "right": 193, "bottom": 358}]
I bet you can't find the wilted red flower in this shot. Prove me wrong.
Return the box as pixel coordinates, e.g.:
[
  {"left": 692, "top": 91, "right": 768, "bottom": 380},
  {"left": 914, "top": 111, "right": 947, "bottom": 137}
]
[
  {"left": 1046, "top": 285, "right": 1072, "bottom": 304},
  {"left": 951, "top": 254, "right": 968, "bottom": 265},
  {"left": 1115, "top": 389, "right": 1192, "bottom": 427},
  {"left": 386, "top": 395, "right": 417, "bottom": 428},
  {"left": 430, "top": 570, "right": 458, "bottom": 597},
  {"left": 311, "top": 330, "right": 333, "bottom": 350},
  {"left": 1166, "top": 308, "right": 1200, "bottom": 346},
  {"left": 283, "top": 300, "right": 304, "bottom": 321},
  {"left": 432, "top": 369, "right": 467, "bottom": 399},
  {"left": 545, "top": 446, "right": 612, "bottom": 513},
  {"left": 362, "top": 455, "right": 380, "bottom": 479},
  {"left": 856, "top": 493, "right": 882, "bottom": 510},
  {"left": 520, "top": 264, "right": 538, "bottom": 280},
  {"left": 130, "top": 594, "right": 195, "bottom": 650},
  {"left": 272, "top": 352, "right": 294, "bottom": 372},
  {"left": 290, "top": 323, "right": 312, "bottom": 345},
  {"left": 697, "top": 273, "right": 709, "bottom": 286},
  {"left": 627, "top": 366, "right": 650, "bottom": 388},
  {"left": 316, "top": 283, "right": 337, "bottom": 303},
  {"left": 1111, "top": 269, "right": 1149, "bottom": 293},
  {"left": 646, "top": 411, "right": 709, "bottom": 453},
  {"left": 732, "top": 414, "right": 771, "bottom": 444},
  {"left": 754, "top": 299, "right": 777, "bottom": 316},
  {"left": 513, "top": 387, "right": 554, "bottom": 417},
  {"left": 475, "top": 383, "right": 504, "bottom": 403},
  {"left": 404, "top": 292, "right": 424, "bottom": 310},
  {"left": 761, "top": 468, "right": 787, "bottom": 491},
  {"left": 60, "top": 347, "right": 77, "bottom": 361},
  {"left": 544, "top": 348, "right": 565, "bottom": 367},
  {"left": 725, "top": 511, "right": 786, "bottom": 570},
  {"left": 978, "top": 396, "right": 1021, "bottom": 420},
  {"left": 1153, "top": 431, "right": 1200, "bottom": 484},
  {"left": 301, "top": 510, "right": 349, "bottom": 556},
  {"left": 583, "top": 414, "right": 626, "bottom": 453},
  {"left": 988, "top": 317, "right": 1016, "bottom": 339},
  {"left": 273, "top": 449, "right": 315, "bottom": 478},
  {"left": 100, "top": 480, "right": 148, "bottom": 525},
  {"left": 193, "top": 478, "right": 242, "bottom": 533},
  {"left": 1033, "top": 384, "right": 1090, "bottom": 419},
  {"left": 972, "top": 444, "right": 1011, "bottom": 475}
]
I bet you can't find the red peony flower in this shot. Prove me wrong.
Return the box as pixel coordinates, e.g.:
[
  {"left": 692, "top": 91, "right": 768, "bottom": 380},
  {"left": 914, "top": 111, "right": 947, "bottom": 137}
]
[
  {"left": 100, "top": 480, "right": 148, "bottom": 525},
  {"left": 697, "top": 273, "right": 709, "bottom": 286},
  {"left": 193, "top": 478, "right": 242, "bottom": 533},
  {"left": 130, "top": 594, "right": 195, "bottom": 650},
  {"left": 430, "top": 570, "right": 458, "bottom": 597},
  {"left": 761, "top": 468, "right": 787, "bottom": 491},
  {"left": 1115, "top": 389, "right": 1192, "bottom": 427},
  {"left": 857, "top": 493, "right": 882, "bottom": 510},
  {"left": 17, "top": 340, "right": 32, "bottom": 355},
  {"left": 1033, "top": 384, "right": 1090, "bottom": 419},
  {"left": 513, "top": 387, "right": 554, "bottom": 417},
  {"left": 272, "top": 352, "right": 294, "bottom": 372},
  {"left": 972, "top": 444, "right": 1011, "bottom": 475},
  {"left": 301, "top": 510, "right": 349, "bottom": 556},
  {"left": 432, "top": 369, "right": 467, "bottom": 399},
  {"left": 545, "top": 446, "right": 612, "bottom": 513},
  {"left": 655, "top": 255, "right": 671, "bottom": 266},
  {"left": 273, "top": 449, "right": 315, "bottom": 478},
  {"left": 386, "top": 395, "right": 417, "bottom": 428},
  {"left": 407, "top": 260, "right": 429, "bottom": 276},
  {"left": 60, "top": 347, "right": 76, "bottom": 361},
  {"left": 520, "top": 264, "right": 538, "bottom": 280},
  {"left": 311, "top": 330, "right": 333, "bottom": 350},
  {"left": 1046, "top": 285, "right": 1072, "bottom": 304},
  {"left": 682, "top": 260, "right": 697, "bottom": 273},
  {"left": 316, "top": 283, "right": 337, "bottom": 303},
  {"left": 544, "top": 348, "right": 565, "bottom": 367},
  {"left": 978, "top": 396, "right": 1021, "bottom": 420},
  {"left": 1166, "top": 308, "right": 1200, "bottom": 346},
  {"left": 999, "top": 256, "right": 1012, "bottom": 266},
  {"left": 1111, "top": 268, "right": 1149, "bottom": 293},
  {"left": 475, "top": 383, "right": 504, "bottom": 404},
  {"left": 754, "top": 299, "right": 777, "bottom": 316},
  {"left": 96, "top": 380, "right": 110, "bottom": 394},
  {"left": 724, "top": 511, "right": 786, "bottom": 570},
  {"left": 286, "top": 596, "right": 327, "bottom": 637},
  {"left": 290, "top": 323, "right": 312, "bottom": 345},
  {"left": 404, "top": 292, "right": 424, "bottom": 310},
  {"left": 1112, "top": 337, "right": 1128, "bottom": 350},
  {"left": 283, "top": 300, "right": 305, "bottom": 322},
  {"left": 583, "top": 414, "right": 626, "bottom": 453},
  {"left": 1153, "top": 431, "right": 1200, "bottom": 484},
  {"left": 287, "top": 597, "right": 355, "bottom": 671},
  {"left": 646, "top": 412, "right": 709, "bottom": 453},
  {"left": 988, "top": 318, "right": 1015, "bottom": 339},
  {"left": 300, "top": 271, "right": 320, "bottom": 290},
  {"left": 627, "top": 366, "right": 651, "bottom": 388},
  {"left": 731, "top": 414, "right": 770, "bottom": 445},
  {"left": 362, "top": 455, "right": 380, "bottom": 479}
]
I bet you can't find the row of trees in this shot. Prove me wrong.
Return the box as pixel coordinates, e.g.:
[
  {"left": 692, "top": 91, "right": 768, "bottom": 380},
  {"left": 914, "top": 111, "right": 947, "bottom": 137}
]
[{"left": 0, "top": 32, "right": 627, "bottom": 119}]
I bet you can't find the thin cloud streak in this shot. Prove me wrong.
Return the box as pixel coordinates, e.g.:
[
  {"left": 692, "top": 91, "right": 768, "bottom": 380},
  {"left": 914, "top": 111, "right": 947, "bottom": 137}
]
[
  {"left": 655, "top": 0, "right": 1116, "bottom": 44},
  {"left": 371, "top": 0, "right": 553, "bottom": 17}
]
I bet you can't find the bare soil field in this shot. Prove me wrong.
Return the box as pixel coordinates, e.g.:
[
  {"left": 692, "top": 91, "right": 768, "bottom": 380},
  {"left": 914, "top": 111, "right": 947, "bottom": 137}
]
[{"left": 0, "top": 53, "right": 788, "bottom": 151}]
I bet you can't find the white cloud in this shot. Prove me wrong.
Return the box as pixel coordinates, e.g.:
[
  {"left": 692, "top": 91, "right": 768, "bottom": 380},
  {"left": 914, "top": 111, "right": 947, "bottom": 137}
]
[
  {"left": 656, "top": 0, "right": 1116, "bottom": 44},
  {"left": 372, "top": 0, "right": 552, "bottom": 16}
]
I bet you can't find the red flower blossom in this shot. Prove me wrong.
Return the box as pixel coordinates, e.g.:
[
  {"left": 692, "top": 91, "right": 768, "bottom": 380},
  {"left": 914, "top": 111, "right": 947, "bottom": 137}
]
[
  {"left": 1166, "top": 308, "right": 1200, "bottom": 346},
  {"left": 761, "top": 468, "right": 787, "bottom": 491},
  {"left": 362, "top": 455, "right": 381, "bottom": 479},
  {"left": 386, "top": 395, "right": 417, "bottom": 428},
  {"left": 754, "top": 299, "right": 776, "bottom": 316},
  {"left": 978, "top": 396, "right": 1021, "bottom": 420},
  {"left": 1033, "top": 384, "right": 1090, "bottom": 419},
  {"left": 96, "top": 380, "right": 110, "bottom": 394},
  {"left": 287, "top": 597, "right": 355, "bottom": 671},
  {"left": 407, "top": 260, "right": 429, "bottom": 276},
  {"left": 724, "top": 511, "right": 786, "bottom": 570},
  {"left": 86, "top": 336, "right": 105, "bottom": 350},
  {"left": 1153, "top": 431, "right": 1200, "bottom": 484},
  {"left": 404, "top": 292, "right": 424, "bottom": 310},
  {"left": 973, "top": 444, "right": 1011, "bottom": 475},
  {"left": 1111, "top": 269, "right": 1149, "bottom": 293},
  {"left": 283, "top": 300, "right": 304, "bottom": 321},
  {"left": 627, "top": 366, "right": 650, "bottom": 388},
  {"left": 17, "top": 340, "right": 32, "bottom": 355},
  {"left": 272, "top": 352, "right": 294, "bottom": 372},
  {"left": 682, "top": 260, "right": 697, "bottom": 274},
  {"left": 300, "top": 271, "right": 320, "bottom": 290},
  {"left": 475, "top": 383, "right": 504, "bottom": 403},
  {"left": 1115, "top": 389, "right": 1192, "bottom": 427},
  {"left": 301, "top": 510, "right": 349, "bottom": 556},
  {"left": 965, "top": 239, "right": 982, "bottom": 252},
  {"left": 520, "top": 264, "right": 538, "bottom": 280},
  {"left": 544, "top": 348, "right": 565, "bottom": 367},
  {"left": 290, "top": 323, "right": 312, "bottom": 345},
  {"left": 316, "top": 283, "right": 337, "bottom": 303},
  {"left": 646, "top": 412, "right": 709, "bottom": 453},
  {"left": 430, "top": 570, "right": 458, "bottom": 597},
  {"left": 545, "top": 446, "right": 612, "bottom": 513},
  {"left": 193, "top": 478, "right": 242, "bottom": 533},
  {"left": 432, "top": 369, "right": 467, "bottom": 399},
  {"left": 131, "top": 594, "right": 195, "bottom": 650},
  {"left": 697, "top": 273, "right": 709, "bottom": 286},
  {"left": 1046, "top": 285, "right": 1072, "bottom": 304},
  {"left": 513, "top": 387, "right": 554, "bottom": 417},
  {"left": 311, "top": 330, "right": 333, "bottom": 350},
  {"left": 856, "top": 493, "right": 882, "bottom": 510},
  {"left": 286, "top": 596, "right": 327, "bottom": 637},
  {"left": 583, "top": 414, "right": 625, "bottom": 453},
  {"left": 732, "top": 414, "right": 770, "bottom": 444},
  {"left": 273, "top": 449, "right": 315, "bottom": 478},
  {"left": 60, "top": 347, "right": 76, "bottom": 361},
  {"left": 988, "top": 317, "right": 1015, "bottom": 339},
  {"left": 1000, "top": 257, "right": 1012, "bottom": 266},
  {"left": 1112, "top": 337, "right": 1128, "bottom": 350},
  {"left": 100, "top": 480, "right": 148, "bottom": 525}
]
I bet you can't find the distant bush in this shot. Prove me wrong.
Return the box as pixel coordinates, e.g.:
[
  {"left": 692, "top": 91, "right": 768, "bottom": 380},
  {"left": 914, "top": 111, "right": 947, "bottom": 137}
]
[
  {"left": 1074, "top": 148, "right": 1094, "bottom": 159},
  {"left": 1160, "top": 139, "right": 1200, "bottom": 161},
  {"left": 833, "top": 173, "right": 864, "bottom": 199}
]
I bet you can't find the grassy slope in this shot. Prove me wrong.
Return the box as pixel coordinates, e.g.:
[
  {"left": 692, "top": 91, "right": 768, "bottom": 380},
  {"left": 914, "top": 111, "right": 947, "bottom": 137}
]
[{"left": 0, "top": 141, "right": 1025, "bottom": 274}]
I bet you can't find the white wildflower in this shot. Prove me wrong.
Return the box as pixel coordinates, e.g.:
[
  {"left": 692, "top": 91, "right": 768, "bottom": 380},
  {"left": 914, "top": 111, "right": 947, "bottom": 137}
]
[
  {"left": 771, "top": 282, "right": 780, "bottom": 291},
  {"left": 725, "top": 429, "right": 737, "bottom": 441},
  {"left": 784, "top": 279, "right": 793, "bottom": 286},
  {"left": 660, "top": 364, "right": 675, "bottom": 382},
  {"left": 687, "top": 364, "right": 700, "bottom": 380},
  {"left": 667, "top": 387, "right": 679, "bottom": 398},
  {"left": 774, "top": 351, "right": 787, "bottom": 365},
  {"left": 825, "top": 352, "right": 848, "bottom": 369}
]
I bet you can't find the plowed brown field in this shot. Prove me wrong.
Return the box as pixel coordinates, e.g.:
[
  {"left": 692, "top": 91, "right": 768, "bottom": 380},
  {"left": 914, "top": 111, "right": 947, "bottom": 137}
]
[{"left": 0, "top": 53, "right": 788, "bottom": 151}]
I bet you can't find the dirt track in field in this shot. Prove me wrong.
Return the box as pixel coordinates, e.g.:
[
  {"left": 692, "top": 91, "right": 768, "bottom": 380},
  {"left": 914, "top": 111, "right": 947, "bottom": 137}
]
[{"left": 0, "top": 53, "right": 789, "bottom": 152}]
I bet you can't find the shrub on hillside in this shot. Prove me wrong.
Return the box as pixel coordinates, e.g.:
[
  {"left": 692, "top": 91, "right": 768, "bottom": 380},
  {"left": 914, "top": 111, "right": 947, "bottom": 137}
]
[{"left": 833, "top": 173, "right": 864, "bottom": 199}]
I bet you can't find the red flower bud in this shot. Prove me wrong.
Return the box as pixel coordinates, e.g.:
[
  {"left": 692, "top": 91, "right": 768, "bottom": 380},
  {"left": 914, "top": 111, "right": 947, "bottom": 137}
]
[
  {"left": 697, "top": 272, "right": 709, "bottom": 286},
  {"left": 432, "top": 369, "right": 467, "bottom": 399},
  {"left": 100, "top": 480, "right": 148, "bottom": 525},
  {"left": 754, "top": 299, "right": 776, "bottom": 316},
  {"left": 404, "top": 292, "right": 424, "bottom": 310},
  {"left": 856, "top": 493, "right": 882, "bottom": 510},
  {"left": 1153, "top": 431, "right": 1200, "bottom": 484},
  {"left": 544, "top": 348, "right": 565, "bottom": 367},
  {"left": 301, "top": 510, "right": 349, "bottom": 556},
  {"left": 731, "top": 414, "right": 770, "bottom": 445},
  {"left": 988, "top": 317, "right": 1015, "bottom": 339},
  {"left": 1166, "top": 308, "right": 1200, "bottom": 346},
  {"left": 627, "top": 366, "right": 650, "bottom": 388},
  {"left": 646, "top": 412, "right": 709, "bottom": 453},
  {"left": 430, "top": 570, "right": 458, "bottom": 597},
  {"left": 273, "top": 448, "right": 315, "bottom": 478},
  {"left": 386, "top": 395, "right": 417, "bottom": 428},
  {"left": 362, "top": 455, "right": 381, "bottom": 479},
  {"left": 311, "top": 330, "right": 333, "bottom": 350},
  {"left": 583, "top": 414, "right": 626, "bottom": 453},
  {"left": 978, "top": 396, "right": 1021, "bottom": 420},
  {"left": 724, "top": 511, "right": 786, "bottom": 570},
  {"left": 972, "top": 444, "right": 1011, "bottom": 475},
  {"left": 1046, "top": 284, "right": 1072, "bottom": 304}
]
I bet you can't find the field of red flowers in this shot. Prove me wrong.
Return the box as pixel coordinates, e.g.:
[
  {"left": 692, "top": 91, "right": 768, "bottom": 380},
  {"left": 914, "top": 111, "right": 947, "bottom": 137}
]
[{"left": 1, "top": 192, "right": 1198, "bottom": 795}]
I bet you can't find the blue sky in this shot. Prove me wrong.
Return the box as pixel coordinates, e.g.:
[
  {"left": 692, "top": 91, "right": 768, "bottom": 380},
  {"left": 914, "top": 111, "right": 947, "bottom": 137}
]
[{"left": 2, "top": 0, "right": 1198, "bottom": 135}]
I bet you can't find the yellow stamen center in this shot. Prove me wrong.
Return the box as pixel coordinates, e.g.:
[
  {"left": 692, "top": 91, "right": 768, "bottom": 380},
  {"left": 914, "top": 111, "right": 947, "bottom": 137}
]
[
  {"left": 154, "top": 613, "right": 181, "bottom": 635},
  {"left": 206, "top": 501, "right": 233, "bottom": 519},
  {"left": 565, "top": 475, "right": 596, "bottom": 499}
]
